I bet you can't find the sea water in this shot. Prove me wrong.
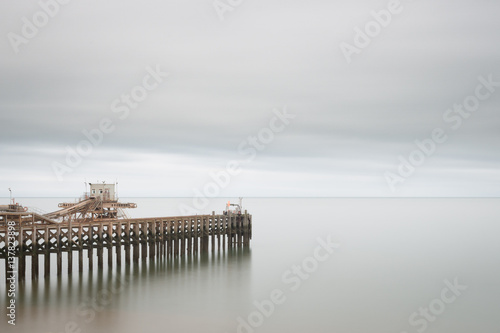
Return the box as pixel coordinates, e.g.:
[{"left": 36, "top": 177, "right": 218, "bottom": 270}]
[{"left": 1, "top": 198, "right": 499, "bottom": 333}]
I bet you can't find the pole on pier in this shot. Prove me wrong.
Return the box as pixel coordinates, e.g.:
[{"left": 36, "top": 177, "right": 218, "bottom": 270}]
[
  {"left": 68, "top": 220, "right": 73, "bottom": 275},
  {"left": 227, "top": 212, "right": 232, "bottom": 249},
  {"left": 133, "top": 223, "right": 139, "bottom": 262},
  {"left": 238, "top": 216, "right": 243, "bottom": 247},
  {"left": 161, "top": 221, "right": 166, "bottom": 258},
  {"left": 107, "top": 222, "right": 113, "bottom": 268},
  {"left": 187, "top": 219, "right": 192, "bottom": 256},
  {"left": 125, "top": 222, "right": 131, "bottom": 265},
  {"left": 180, "top": 220, "right": 186, "bottom": 257},
  {"left": 56, "top": 225, "right": 62, "bottom": 276},
  {"left": 211, "top": 212, "right": 215, "bottom": 253},
  {"left": 167, "top": 221, "right": 172, "bottom": 259},
  {"left": 193, "top": 218, "right": 198, "bottom": 255},
  {"left": 18, "top": 217, "right": 26, "bottom": 281},
  {"left": 217, "top": 215, "right": 221, "bottom": 252},
  {"left": 141, "top": 222, "right": 147, "bottom": 261},
  {"left": 148, "top": 221, "right": 155, "bottom": 259},
  {"left": 173, "top": 221, "right": 179, "bottom": 257},
  {"left": 116, "top": 222, "right": 122, "bottom": 266},
  {"left": 88, "top": 225, "right": 94, "bottom": 271},
  {"left": 44, "top": 227, "right": 50, "bottom": 277},
  {"left": 97, "top": 223, "right": 103, "bottom": 269},
  {"left": 222, "top": 214, "right": 226, "bottom": 250},
  {"left": 32, "top": 225, "right": 38, "bottom": 279},
  {"left": 78, "top": 224, "right": 83, "bottom": 273}
]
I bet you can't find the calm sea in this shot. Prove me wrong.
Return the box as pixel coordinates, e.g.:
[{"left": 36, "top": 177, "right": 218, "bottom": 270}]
[{"left": 1, "top": 198, "right": 499, "bottom": 333}]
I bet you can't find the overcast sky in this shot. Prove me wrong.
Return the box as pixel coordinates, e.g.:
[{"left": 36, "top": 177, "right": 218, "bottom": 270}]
[{"left": 0, "top": 0, "right": 499, "bottom": 198}]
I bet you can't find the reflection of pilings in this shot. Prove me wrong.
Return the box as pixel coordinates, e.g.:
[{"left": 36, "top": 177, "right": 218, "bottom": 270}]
[
  {"left": 13, "top": 246, "right": 252, "bottom": 321},
  {"left": 0, "top": 213, "right": 252, "bottom": 282}
]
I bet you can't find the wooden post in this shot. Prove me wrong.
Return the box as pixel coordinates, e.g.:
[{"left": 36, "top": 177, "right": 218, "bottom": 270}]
[
  {"left": 243, "top": 212, "right": 250, "bottom": 246},
  {"left": 155, "top": 221, "right": 158, "bottom": 260},
  {"left": 193, "top": 218, "right": 198, "bottom": 255},
  {"left": 187, "top": 219, "right": 192, "bottom": 256},
  {"left": 44, "top": 227, "right": 50, "bottom": 277},
  {"left": 78, "top": 224, "right": 83, "bottom": 273},
  {"left": 56, "top": 225, "right": 62, "bottom": 276},
  {"left": 198, "top": 216, "right": 201, "bottom": 253},
  {"left": 31, "top": 226, "right": 38, "bottom": 279},
  {"left": 161, "top": 221, "right": 165, "bottom": 258},
  {"left": 108, "top": 222, "right": 113, "bottom": 268},
  {"left": 167, "top": 221, "right": 172, "bottom": 259},
  {"left": 97, "top": 223, "right": 103, "bottom": 269},
  {"left": 236, "top": 215, "right": 240, "bottom": 247},
  {"left": 223, "top": 214, "right": 227, "bottom": 249},
  {"left": 157, "top": 221, "right": 161, "bottom": 259},
  {"left": 198, "top": 217, "right": 202, "bottom": 254},
  {"left": 238, "top": 216, "right": 242, "bottom": 247},
  {"left": 217, "top": 215, "right": 221, "bottom": 251},
  {"left": 205, "top": 215, "right": 210, "bottom": 252},
  {"left": 173, "top": 221, "right": 178, "bottom": 257},
  {"left": 180, "top": 220, "right": 186, "bottom": 257},
  {"left": 133, "top": 222, "right": 139, "bottom": 262},
  {"left": 171, "top": 220, "right": 175, "bottom": 258},
  {"left": 149, "top": 221, "right": 155, "bottom": 259},
  {"left": 172, "top": 220, "right": 176, "bottom": 258},
  {"left": 141, "top": 222, "right": 147, "bottom": 261},
  {"left": 233, "top": 214, "right": 237, "bottom": 248},
  {"left": 178, "top": 220, "right": 183, "bottom": 256},
  {"left": 166, "top": 220, "right": 170, "bottom": 258},
  {"left": 240, "top": 216, "right": 244, "bottom": 246},
  {"left": 211, "top": 212, "right": 215, "bottom": 253},
  {"left": 125, "top": 221, "right": 131, "bottom": 265},
  {"left": 248, "top": 212, "right": 252, "bottom": 242},
  {"left": 68, "top": 221, "right": 73, "bottom": 275},
  {"left": 116, "top": 222, "right": 122, "bottom": 266},
  {"left": 228, "top": 212, "right": 232, "bottom": 249},
  {"left": 88, "top": 225, "right": 94, "bottom": 271}
]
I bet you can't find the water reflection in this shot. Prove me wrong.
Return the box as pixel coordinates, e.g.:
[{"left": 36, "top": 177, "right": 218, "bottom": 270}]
[{"left": 1, "top": 246, "right": 252, "bottom": 333}]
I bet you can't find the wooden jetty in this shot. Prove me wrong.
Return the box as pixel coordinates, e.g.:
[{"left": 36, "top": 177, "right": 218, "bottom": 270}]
[{"left": 0, "top": 183, "right": 252, "bottom": 281}]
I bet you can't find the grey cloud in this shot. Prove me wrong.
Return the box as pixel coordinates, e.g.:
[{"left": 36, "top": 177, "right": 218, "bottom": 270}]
[{"left": 0, "top": 0, "right": 499, "bottom": 196}]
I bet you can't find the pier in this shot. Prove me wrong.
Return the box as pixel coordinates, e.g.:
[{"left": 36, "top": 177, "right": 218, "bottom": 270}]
[{"left": 0, "top": 183, "right": 252, "bottom": 282}]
